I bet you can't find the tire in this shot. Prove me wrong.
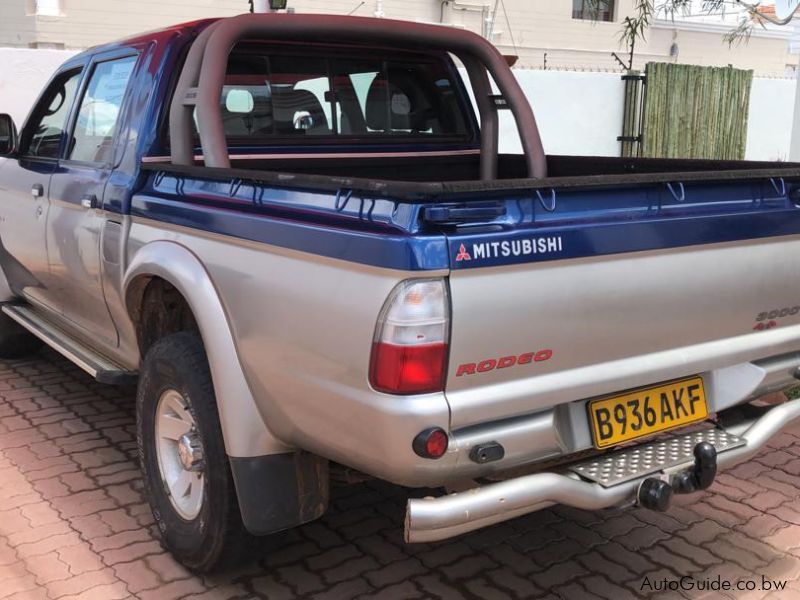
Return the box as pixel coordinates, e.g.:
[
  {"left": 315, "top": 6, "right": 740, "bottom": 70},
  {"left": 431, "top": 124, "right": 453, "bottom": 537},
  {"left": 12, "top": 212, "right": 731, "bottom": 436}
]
[
  {"left": 136, "top": 331, "right": 262, "bottom": 572},
  {"left": 0, "top": 312, "right": 42, "bottom": 359}
]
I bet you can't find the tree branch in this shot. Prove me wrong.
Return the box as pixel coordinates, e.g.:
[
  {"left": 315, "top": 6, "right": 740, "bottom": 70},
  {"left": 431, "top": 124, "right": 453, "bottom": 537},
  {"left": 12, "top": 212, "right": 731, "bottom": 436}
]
[{"left": 587, "top": 0, "right": 779, "bottom": 55}]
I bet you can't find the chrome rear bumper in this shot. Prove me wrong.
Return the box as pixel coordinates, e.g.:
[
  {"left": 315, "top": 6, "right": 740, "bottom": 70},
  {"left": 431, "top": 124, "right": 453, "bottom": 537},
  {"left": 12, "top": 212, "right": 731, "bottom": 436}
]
[{"left": 405, "top": 397, "right": 800, "bottom": 543}]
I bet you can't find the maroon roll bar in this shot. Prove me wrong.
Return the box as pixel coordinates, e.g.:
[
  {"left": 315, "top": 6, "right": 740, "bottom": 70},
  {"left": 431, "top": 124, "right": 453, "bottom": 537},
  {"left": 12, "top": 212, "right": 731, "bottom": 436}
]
[{"left": 169, "top": 14, "right": 546, "bottom": 180}]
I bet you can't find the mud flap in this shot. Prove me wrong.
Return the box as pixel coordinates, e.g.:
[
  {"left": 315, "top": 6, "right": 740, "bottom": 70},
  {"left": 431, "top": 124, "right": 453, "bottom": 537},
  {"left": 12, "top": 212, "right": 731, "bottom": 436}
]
[{"left": 229, "top": 451, "right": 329, "bottom": 535}]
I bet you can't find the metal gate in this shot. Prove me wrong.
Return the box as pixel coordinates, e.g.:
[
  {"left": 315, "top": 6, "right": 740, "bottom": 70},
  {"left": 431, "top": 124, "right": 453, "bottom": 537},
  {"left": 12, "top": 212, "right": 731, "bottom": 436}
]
[{"left": 618, "top": 71, "right": 646, "bottom": 158}]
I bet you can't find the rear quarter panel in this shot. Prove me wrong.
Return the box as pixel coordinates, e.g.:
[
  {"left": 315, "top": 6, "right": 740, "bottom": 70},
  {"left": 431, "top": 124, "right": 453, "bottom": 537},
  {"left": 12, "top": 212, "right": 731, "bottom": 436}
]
[{"left": 126, "top": 198, "right": 455, "bottom": 484}]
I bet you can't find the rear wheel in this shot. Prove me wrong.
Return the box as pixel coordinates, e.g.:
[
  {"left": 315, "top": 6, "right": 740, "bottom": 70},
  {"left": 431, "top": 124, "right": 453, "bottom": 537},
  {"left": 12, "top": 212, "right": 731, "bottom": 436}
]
[
  {"left": 136, "top": 332, "right": 262, "bottom": 572},
  {"left": 0, "top": 311, "right": 41, "bottom": 359}
]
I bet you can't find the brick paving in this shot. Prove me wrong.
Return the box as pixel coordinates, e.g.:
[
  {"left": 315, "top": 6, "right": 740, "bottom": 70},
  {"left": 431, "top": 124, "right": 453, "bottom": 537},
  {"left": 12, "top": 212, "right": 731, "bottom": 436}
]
[{"left": 0, "top": 350, "right": 798, "bottom": 599}]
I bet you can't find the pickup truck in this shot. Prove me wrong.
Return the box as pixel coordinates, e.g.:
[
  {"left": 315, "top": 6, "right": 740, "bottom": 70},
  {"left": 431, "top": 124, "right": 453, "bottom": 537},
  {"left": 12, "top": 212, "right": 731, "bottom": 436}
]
[{"left": 1, "top": 13, "right": 800, "bottom": 572}]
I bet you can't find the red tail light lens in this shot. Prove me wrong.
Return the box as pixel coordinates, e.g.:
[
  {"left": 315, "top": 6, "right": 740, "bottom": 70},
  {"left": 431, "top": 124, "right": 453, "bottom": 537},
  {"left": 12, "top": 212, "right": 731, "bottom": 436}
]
[
  {"left": 369, "top": 279, "right": 449, "bottom": 395},
  {"left": 412, "top": 427, "right": 449, "bottom": 459},
  {"left": 370, "top": 341, "right": 447, "bottom": 394}
]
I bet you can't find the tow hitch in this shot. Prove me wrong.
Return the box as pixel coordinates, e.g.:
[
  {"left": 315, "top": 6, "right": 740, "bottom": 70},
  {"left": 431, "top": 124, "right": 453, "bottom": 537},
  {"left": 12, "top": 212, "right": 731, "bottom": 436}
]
[{"left": 637, "top": 441, "right": 718, "bottom": 512}]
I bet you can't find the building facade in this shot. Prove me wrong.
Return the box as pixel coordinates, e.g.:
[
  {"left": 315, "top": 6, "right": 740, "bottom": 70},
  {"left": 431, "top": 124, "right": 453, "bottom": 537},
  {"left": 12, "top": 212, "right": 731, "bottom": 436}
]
[{"left": 0, "top": 0, "right": 794, "bottom": 75}]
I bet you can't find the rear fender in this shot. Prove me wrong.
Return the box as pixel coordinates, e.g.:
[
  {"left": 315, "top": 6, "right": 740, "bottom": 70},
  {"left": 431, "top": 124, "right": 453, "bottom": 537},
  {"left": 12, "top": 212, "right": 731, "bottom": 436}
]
[{"left": 123, "top": 240, "right": 288, "bottom": 457}]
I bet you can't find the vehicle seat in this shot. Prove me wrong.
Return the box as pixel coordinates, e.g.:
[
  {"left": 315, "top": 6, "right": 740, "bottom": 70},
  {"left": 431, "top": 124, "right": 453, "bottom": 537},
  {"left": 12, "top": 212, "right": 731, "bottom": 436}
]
[{"left": 365, "top": 69, "right": 435, "bottom": 133}]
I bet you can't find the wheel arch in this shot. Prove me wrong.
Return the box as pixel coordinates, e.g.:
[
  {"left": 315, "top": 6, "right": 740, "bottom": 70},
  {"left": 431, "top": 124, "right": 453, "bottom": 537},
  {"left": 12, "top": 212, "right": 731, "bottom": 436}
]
[{"left": 123, "top": 240, "right": 289, "bottom": 458}]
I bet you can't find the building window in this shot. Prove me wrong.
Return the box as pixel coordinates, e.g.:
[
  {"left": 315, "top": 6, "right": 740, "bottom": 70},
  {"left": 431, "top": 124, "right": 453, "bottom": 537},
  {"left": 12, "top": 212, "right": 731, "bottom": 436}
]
[
  {"left": 572, "top": 0, "right": 614, "bottom": 21},
  {"left": 26, "top": 0, "right": 64, "bottom": 17}
]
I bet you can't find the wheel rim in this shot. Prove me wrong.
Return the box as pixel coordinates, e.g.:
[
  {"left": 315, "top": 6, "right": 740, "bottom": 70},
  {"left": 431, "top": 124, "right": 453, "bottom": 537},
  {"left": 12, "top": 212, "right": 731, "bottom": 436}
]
[{"left": 155, "top": 389, "right": 205, "bottom": 521}]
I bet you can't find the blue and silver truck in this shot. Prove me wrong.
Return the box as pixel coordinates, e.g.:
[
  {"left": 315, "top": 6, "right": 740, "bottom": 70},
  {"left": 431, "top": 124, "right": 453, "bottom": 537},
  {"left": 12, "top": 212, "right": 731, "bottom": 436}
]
[{"left": 0, "top": 13, "right": 799, "bottom": 571}]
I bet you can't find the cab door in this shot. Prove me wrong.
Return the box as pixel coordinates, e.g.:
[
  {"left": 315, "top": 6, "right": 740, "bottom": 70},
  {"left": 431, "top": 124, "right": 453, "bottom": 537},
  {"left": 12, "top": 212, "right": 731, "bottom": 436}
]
[
  {"left": 47, "top": 52, "right": 138, "bottom": 347},
  {"left": 0, "top": 67, "right": 84, "bottom": 313}
]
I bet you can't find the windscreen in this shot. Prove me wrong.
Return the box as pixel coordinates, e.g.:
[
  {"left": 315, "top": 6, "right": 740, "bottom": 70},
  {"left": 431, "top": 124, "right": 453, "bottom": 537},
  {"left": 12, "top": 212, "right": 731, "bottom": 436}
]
[{"left": 200, "top": 44, "right": 473, "bottom": 146}]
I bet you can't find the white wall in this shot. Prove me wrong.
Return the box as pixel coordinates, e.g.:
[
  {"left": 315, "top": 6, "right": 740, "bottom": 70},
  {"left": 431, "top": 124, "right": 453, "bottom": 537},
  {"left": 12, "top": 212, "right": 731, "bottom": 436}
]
[
  {"left": 746, "top": 77, "right": 797, "bottom": 162},
  {"left": 0, "top": 48, "right": 77, "bottom": 126},
  {"left": 496, "top": 69, "right": 796, "bottom": 161},
  {"left": 499, "top": 70, "right": 625, "bottom": 156}
]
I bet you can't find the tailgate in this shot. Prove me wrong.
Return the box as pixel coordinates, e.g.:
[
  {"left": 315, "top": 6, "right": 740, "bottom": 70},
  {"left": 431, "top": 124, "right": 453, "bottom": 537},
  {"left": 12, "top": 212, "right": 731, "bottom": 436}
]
[{"left": 442, "top": 180, "right": 800, "bottom": 429}]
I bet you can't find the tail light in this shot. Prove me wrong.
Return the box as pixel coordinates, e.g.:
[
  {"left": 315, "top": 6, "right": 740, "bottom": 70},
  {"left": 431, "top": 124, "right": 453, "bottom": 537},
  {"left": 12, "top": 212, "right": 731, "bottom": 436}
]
[{"left": 369, "top": 279, "right": 449, "bottom": 395}]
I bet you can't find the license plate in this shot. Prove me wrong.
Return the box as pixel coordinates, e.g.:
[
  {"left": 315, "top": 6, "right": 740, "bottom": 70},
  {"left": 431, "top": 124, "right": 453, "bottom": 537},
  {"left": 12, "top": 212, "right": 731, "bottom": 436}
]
[{"left": 588, "top": 376, "right": 708, "bottom": 449}]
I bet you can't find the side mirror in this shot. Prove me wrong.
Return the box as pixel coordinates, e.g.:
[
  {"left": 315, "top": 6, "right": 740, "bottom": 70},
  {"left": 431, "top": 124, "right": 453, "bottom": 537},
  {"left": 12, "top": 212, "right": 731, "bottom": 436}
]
[{"left": 0, "top": 114, "right": 18, "bottom": 156}]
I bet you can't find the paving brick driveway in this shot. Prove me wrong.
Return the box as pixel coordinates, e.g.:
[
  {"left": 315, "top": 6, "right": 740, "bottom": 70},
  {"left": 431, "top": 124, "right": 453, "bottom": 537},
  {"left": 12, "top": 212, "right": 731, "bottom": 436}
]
[{"left": 0, "top": 350, "right": 799, "bottom": 600}]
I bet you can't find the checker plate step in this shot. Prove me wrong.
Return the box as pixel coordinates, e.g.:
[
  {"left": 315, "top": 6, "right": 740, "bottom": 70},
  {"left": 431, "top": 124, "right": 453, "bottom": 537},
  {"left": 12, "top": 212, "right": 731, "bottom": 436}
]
[{"left": 569, "top": 428, "right": 745, "bottom": 487}]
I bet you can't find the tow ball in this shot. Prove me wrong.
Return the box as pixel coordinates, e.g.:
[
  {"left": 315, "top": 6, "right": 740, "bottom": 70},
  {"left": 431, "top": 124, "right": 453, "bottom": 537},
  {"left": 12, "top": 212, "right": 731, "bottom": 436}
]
[{"left": 637, "top": 442, "right": 717, "bottom": 512}]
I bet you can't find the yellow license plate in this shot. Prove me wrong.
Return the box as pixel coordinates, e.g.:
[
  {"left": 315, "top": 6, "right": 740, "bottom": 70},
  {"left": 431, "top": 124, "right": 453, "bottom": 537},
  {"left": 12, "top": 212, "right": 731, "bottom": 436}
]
[{"left": 588, "top": 376, "right": 708, "bottom": 449}]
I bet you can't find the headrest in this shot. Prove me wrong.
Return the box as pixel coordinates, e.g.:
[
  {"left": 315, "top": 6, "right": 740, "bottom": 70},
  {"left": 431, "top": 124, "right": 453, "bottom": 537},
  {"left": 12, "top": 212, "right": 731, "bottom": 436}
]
[{"left": 365, "top": 69, "right": 429, "bottom": 132}]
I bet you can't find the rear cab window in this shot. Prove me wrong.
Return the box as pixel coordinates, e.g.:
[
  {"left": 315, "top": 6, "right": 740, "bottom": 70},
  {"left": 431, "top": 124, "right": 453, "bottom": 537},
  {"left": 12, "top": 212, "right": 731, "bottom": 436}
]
[{"left": 189, "top": 42, "right": 474, "bottom": 148}]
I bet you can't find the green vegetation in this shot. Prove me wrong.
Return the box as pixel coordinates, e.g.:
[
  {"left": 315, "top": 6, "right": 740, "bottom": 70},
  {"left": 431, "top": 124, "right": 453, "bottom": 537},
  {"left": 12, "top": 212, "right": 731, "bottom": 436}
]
[
  {"left": 786, "top": 386, "right": 800, "bottom": 400},
  {"left": 587, "top": 0, "right": 776, "bottom": 53}
]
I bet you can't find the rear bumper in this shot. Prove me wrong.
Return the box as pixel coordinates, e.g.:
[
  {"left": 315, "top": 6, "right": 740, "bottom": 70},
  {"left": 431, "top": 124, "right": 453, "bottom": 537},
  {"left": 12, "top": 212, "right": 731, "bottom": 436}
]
[
  {"left": 405, "top": 395, "right": 800, "bottom": 543},
  {"left": 431, "top": 351, "right": 800, "bottom": 485}
]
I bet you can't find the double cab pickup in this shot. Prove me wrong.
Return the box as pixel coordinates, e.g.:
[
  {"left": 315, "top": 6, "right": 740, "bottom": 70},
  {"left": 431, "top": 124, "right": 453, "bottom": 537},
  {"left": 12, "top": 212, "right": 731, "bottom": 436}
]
[{"left": 0, "top": 13, "right": 799, "bottom": 571}]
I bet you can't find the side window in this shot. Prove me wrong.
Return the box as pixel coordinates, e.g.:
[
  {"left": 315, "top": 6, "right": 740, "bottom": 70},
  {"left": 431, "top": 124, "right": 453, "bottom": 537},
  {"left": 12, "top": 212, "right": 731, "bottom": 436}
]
[
  {"left": 572, "top": 0, "right": 615, "bottom": 21},
  {"left": 22, "top": 69, "right": 82, "bottom": 159},
  {"left": 68, "top": 55, "right": 137, "bottom": 164},
  {"left": 207, "top": 53, "right": 334, "bottom": 139}
]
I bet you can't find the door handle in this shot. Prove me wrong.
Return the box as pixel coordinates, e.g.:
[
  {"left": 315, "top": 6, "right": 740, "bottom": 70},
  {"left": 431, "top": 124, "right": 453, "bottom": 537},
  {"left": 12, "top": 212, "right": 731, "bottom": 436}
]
[
  {"left": 81, "top": 194, "right": 98, "bottom": 209},
  {"left": 31, "top": 184, "right": 44, "bottom": 198}
]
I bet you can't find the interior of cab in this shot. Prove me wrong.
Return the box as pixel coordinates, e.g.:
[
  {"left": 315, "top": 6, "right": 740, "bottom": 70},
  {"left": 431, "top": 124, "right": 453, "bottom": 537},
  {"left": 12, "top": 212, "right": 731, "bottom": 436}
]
[{"left": 187, "top": 42, "right": 473, "bottom": 145}]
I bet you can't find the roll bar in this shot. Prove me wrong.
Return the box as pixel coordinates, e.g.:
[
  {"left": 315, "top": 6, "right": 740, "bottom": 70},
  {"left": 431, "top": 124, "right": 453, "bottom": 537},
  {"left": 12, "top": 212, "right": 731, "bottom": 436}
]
[{"left": 169, "top": 14, "right": 547, "bottom": 180}]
